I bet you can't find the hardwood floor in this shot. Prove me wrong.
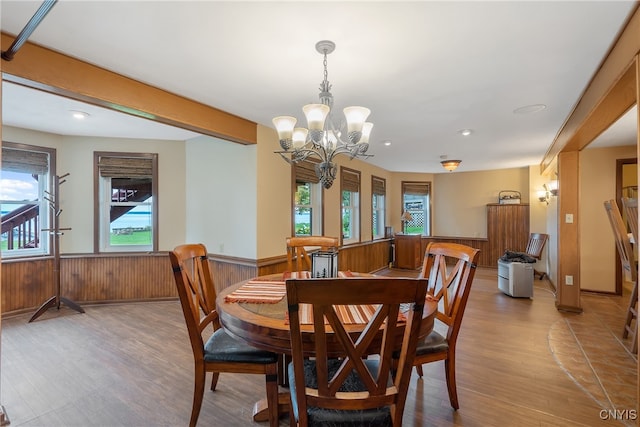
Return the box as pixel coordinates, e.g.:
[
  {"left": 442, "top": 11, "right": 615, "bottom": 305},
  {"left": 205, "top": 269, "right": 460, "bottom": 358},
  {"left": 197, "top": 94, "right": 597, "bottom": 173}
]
[{"left": 1, "top": 267, "right": 637, "bottom": 426}]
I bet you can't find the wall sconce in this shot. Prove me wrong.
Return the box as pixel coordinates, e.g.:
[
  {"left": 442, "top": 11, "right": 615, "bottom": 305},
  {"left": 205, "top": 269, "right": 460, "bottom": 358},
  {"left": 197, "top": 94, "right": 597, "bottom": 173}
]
[
  {"left": 538, "top": 190, "right": 551, "bottom": 205},
  {"left": 538, "top": 181, "right": 558, "bottom": 205}
]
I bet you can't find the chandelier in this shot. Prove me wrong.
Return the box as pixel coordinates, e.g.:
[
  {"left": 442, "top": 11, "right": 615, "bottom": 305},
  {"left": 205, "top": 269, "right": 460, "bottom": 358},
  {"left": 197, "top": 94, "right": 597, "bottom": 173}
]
[{"left": 273, "top": 40, "right": 373, "bottom": 189}]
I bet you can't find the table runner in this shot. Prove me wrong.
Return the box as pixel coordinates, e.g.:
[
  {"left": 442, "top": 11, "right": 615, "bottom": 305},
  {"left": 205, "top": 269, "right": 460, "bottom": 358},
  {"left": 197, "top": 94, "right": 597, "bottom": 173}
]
[
  {"left": 224, "top": 270, "right": 354, "bottom": 304},
  {"left": 223, "top": 280, "right": 287, "bottom": 303}
]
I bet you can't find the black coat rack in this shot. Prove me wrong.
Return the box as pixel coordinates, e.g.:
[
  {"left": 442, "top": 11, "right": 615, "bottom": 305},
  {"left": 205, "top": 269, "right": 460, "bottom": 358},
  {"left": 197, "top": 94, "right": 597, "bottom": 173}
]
[{"left": 29, "top": 173, "right": 84, "bottom": 322}]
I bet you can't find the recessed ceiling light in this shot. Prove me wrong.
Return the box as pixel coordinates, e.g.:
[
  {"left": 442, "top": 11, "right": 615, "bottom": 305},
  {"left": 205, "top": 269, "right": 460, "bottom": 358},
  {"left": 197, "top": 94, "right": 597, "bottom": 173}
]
[
  {"left": 513, "top": 104, "right": 547, "bottom": 114},
  {"left": 458, "top": 129, "right": 473, "bottom": 136},
  {"left": 70, "top": 110, "right": 90, "bottom": 120},
  {"left": 382, "top": 140, "right": 392, "bottom": 146}
]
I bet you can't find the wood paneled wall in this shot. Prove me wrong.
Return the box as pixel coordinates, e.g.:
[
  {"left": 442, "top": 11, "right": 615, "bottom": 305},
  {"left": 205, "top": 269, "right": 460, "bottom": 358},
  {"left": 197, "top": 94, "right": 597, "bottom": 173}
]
[
  {"left": 3, "top": 257, "right": 56, "bottom": 315},
  {"left": 421, "top": 237, "right": 491, "bottom": 267},
  {"left": 338, "top": 239, "right": 393, "bottom": 273},
  {"left": 254, "top": 239, "right": 393, "bottom": 280},
  {"left": 1, "top": 230, "right": 524, "bottom": 315},
  {"left": 421, "top": 204, "right": 530, "bottom": 268},
  {"left": 2, "top": 239, "right": 393, "bottom": 316},
  {"left": 62, "top": 254, "right": 175, "bottom": 302},
  {"left": 2, "top": 254, "right": 176, "bottom": 316}
]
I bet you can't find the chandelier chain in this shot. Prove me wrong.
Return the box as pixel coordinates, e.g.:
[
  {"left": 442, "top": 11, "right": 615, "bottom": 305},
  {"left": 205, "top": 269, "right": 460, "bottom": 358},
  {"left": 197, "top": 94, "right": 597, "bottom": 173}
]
[{"left": 323, "top": 51, "right": 328, "bottom": 86}]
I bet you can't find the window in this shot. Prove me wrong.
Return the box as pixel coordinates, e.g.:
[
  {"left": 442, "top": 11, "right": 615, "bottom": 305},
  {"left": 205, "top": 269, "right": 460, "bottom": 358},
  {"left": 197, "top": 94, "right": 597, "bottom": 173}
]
[
  {"left": 293, "top": 159, "right": 323, "bottom": 236},
  {"left": 341, "top": 167, "right": 360, "bottom": 244},
  {"left": 371, "top": 175, "right": 386, "bottom": 239},
  {"left": 401, "top": 181, "right": 431, "bottom": 235},
  {"left": 94, "top": 152, "right": 158, "bottom": 252},
  {"left": 0, "top": 142, "right": 54, "bottom": 258}
]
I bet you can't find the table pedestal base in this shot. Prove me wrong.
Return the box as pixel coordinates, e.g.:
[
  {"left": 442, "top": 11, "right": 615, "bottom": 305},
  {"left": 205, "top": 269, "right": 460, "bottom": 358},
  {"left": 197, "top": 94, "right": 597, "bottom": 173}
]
[{"left": 252, "top": 392, "right": 290, "bottom": 422}]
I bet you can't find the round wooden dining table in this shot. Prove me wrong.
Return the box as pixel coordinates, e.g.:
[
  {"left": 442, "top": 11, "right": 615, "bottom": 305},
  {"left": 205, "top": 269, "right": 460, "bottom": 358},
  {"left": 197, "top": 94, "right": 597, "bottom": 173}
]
[
  {"left": 216, "top": 272, "right": 438, "bottom": 356},
  {"left": 215, "top": 272, "right": 438, "bottom": 422}
]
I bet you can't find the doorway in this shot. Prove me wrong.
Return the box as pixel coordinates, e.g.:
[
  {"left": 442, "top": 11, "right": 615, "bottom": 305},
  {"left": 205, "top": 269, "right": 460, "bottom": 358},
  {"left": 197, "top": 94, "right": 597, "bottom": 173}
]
[{"left": 615, "top": 158, "right": 638, "bottom": 295}]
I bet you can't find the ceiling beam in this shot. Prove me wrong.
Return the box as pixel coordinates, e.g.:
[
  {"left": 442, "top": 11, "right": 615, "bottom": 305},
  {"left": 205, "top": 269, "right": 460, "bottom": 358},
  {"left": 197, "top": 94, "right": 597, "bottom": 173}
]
[{"left": 0, "top": 32, "right": 257, "bottom": 145}]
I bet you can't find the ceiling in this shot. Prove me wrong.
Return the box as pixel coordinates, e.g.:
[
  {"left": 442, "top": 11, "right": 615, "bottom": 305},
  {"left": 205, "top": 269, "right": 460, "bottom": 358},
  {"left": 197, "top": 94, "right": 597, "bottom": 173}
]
[{"left": 1, "top": 1, "right": 638, "bottom": 174}]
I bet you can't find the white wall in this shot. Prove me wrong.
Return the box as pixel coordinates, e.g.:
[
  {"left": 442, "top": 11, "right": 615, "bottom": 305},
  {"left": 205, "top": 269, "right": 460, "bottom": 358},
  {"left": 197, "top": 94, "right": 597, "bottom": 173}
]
[
  {"left": 3, "top": 126, "right": 187, "bottom": 253},
  {"left": 529, "top": 165, "right": 554, "bottom": 283},
  {"left": 580, "top": 145, "right": 637, "bottom": 292},
  {"left": 432, "top": 167, "right": 529, "bottom": 237},
  {"left": 185, "top": 135, "right": 257, "bottom": 259}
]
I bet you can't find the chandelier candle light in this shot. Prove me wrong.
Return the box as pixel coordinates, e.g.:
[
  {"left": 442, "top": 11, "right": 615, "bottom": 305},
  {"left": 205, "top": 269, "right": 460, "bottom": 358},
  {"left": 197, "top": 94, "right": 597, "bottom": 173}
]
[{"left": 273, "top": 40, "right": 373, "bottom": 189}]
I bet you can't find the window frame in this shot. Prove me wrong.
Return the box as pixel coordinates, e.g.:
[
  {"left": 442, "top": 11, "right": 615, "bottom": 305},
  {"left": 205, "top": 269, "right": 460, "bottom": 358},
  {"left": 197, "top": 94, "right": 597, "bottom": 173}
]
[
  {"left": 401, "top": 180, "right": 431, "bottom": 236},
  {"left": 0, "top": 141, "right": 55, "bottom": 259},
  {"left": 291, "top": 159, "right": 324, "bottom": 237},
  {"left": 371, "top": 175, "right": 386, "bottom": 240},
  {"left": 340, "top": 167, "right": 361, "bottom": 245},
  {"left": 93, "top": 151, "right": 158, "bottom": 253},
  {"left": 293, "top": 180, "right": 323, "bottom": 237}
]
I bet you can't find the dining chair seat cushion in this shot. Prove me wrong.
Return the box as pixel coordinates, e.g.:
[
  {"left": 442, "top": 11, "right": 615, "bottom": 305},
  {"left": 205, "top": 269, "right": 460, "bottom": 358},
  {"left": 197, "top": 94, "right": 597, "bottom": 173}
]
[
  {"left": 415, "top": 330, "right": 449, "bottom": 355},
  {"left": 203, "top": 329, "right": 278, "bottom": 364},
  {"left": 288, "top": 358, "right": 392, "bottom": 426}
]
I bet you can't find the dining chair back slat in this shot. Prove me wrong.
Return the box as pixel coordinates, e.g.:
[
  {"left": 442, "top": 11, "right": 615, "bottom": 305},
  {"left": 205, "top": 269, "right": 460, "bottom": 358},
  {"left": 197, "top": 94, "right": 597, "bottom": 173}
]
[
  {"left": 622, "top": 197, "right": 639, "bottom": 245},
  {"left": 286, "top": 236, "right": 339, "bottom": 273},
  {"left": 286, "top": 276, "right": 428, "bottom": 426}
]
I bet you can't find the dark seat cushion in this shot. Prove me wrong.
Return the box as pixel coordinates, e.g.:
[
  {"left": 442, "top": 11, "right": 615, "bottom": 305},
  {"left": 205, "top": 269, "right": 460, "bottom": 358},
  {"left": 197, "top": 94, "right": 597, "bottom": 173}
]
[
  {"left": 415, "top": 330, "right": 449, "bottom": 355},
  {"left": 288, "top": 358, "right": 392, "bottom": 427},
  {"left": 203, "top": 329, "right": 278, "bottom": 364}
]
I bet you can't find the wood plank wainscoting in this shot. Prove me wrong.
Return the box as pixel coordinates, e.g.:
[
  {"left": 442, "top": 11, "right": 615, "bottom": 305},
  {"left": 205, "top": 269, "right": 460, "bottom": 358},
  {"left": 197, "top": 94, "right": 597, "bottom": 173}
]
[
  {"left": 420, "top": 237, "right": 491, "bottom": 267},
  {"left": 1, "top": 239, "right": 394, "bottom": 316},
  {"left": 421, "top": 203, "right": 530, "bottom": 269}
]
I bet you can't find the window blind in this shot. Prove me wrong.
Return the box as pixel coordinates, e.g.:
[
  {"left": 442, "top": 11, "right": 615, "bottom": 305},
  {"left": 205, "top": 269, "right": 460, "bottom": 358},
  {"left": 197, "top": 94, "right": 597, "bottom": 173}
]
[
  {"left": 372, "top": 176, "right": 386, "bottom": 195},
  {"left": 403, "top": 182, "right": 429, "bottom": 196},
  {"left": 294, "top": 158, "right": 321, "bottom": 184},
  {"left": 342, "top": 169, "right": 360, "bottom": 193},
  {"left": 2, "top": 147, "right": 49, "bottom": 174},
  {"left": 98, "top": 156, "right": 153, "bottom": 178}
]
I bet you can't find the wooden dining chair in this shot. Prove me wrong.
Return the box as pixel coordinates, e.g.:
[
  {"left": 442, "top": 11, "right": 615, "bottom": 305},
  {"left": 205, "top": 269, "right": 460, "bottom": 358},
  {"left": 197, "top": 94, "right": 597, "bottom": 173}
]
[
  {"left": 525, "top": 232, "right": 549, "bottom": 279},
  {"left": 286, "top": 236, "right": 339, "bottom": 273},
  {"left": 286, "top": 276, "right": 428, "bottom": 427},
  {"left": 604, "top": 200, "right": 638, "bottom": 353},
  {"left": 622, "top": 197, "right": 638, "bottom": 244},
  {"left": 169, "top": 243, "right": 280, "bottom": 427},
  {"left": 413, "top": 242, "right": 480, "bottom": 410}
]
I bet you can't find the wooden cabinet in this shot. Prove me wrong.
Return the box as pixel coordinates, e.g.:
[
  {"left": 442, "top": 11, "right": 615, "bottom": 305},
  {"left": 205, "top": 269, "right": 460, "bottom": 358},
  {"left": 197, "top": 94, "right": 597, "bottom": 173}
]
[
  {"left": 394, "top": 234, "right": 422, "bottom": 269},
  {"left": 486, "top": 203, "right": 530, "bottom": 263}
]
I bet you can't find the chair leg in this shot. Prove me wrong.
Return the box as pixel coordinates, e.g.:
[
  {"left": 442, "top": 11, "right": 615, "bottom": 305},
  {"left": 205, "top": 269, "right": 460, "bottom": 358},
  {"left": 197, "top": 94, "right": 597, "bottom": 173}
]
[
  {"left": 623, "top": 281, "right": 638, "bottom": 352},
  {"left": 289, "top": 393, "right": 297, "bottom": 427},
  {"left": 190, "top": 366, "right": 206, "bottom": 427},
  {"left": 210, "top": 372, "right": 220, "bottom": 391},
  {"left": 444, "top": 356, "right": 459, "bottom": 410},
  {"left": 415, "top": 364, "right": 424, "bottom": 377},
  {"left": 534, "top": 269, "right": 547, "bottom": 280},
  {"left": 265, "top": 365, "right": 280, "bottom": 427}
]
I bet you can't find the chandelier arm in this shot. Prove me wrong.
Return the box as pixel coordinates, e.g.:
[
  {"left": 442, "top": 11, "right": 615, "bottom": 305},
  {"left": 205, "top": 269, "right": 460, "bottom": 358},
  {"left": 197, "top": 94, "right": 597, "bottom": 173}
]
[{"left": 277, "top": 152, "right": 294, "bottom": 164}]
